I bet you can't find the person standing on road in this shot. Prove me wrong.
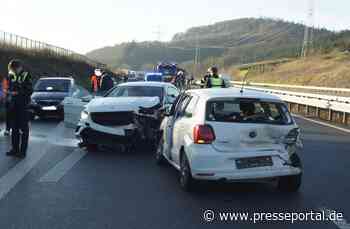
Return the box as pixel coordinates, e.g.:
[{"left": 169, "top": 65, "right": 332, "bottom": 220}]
[
  {"left": 2, "top": 73, "right": 12, "bottom": 136},
  {"left": 90, "top": 69, "right": 102, "bottom": 94},
  {"left": 175, "top": 70, "right": 185, "bottom": 90},
  {"left": 206, "top": 66, "right": 225, "bottom": 88},
  {"left": 6, "top": 59, "right": 33, "bottom": 158},
  {"left": 201, "top": 68, "right": 211, "bottom": 88},
  {"left": 99, "top": 71, "right": 114, "bottom": 94}
]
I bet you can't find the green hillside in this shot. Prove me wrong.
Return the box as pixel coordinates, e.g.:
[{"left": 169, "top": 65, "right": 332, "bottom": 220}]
[{"left": 87, "top": 18, "right": 332, "bottom": 70}]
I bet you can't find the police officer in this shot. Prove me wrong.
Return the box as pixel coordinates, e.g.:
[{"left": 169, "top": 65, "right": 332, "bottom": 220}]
[
  {"left": 206, "top": 66, "right": 225, "bottom": 88},
  {"left": 6, "top": 59, "right": 33, "bottom": 158}
]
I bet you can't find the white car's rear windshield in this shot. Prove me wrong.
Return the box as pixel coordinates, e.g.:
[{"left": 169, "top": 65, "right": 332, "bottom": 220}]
[{"left": 206, "top": 99, "right": 293, "bottom": 125}]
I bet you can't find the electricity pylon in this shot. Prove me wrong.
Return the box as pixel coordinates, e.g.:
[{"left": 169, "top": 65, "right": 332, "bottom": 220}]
[{"left": 301, "top": 0, "right": 315, "bottom": 58}]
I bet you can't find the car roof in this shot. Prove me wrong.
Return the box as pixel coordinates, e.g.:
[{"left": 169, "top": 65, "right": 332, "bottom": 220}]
[
  {"left": 187, "top": 87, "right": 283, "bottom": 101},
  {"left": 118, "top": 81, "right": 175, "bottom": 88}
]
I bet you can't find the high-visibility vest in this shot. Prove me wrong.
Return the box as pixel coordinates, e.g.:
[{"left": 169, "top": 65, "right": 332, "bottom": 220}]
[
  {"left": 210, "top": 77, "right": 223, "bottom": 88},
  {"left": 9, "top": 72, "right": 29, "bottom": 83}
]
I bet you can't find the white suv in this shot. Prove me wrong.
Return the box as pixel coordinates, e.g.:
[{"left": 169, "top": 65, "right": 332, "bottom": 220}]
[
  {"left": 76, "top": 82, "right": 179, "bottom": 152},
  {"left": 156, "top": 88, "right": 303, "bottom": 192}
]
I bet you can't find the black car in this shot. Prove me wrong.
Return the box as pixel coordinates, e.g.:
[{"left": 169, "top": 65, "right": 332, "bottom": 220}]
[{"left": 30, "top": 77, "right": 76, "bottom": 119}]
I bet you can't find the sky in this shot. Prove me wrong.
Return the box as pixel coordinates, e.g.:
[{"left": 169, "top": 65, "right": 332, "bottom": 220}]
[{"left": 1, "top": 0, "right": 349, "bottom": 54}]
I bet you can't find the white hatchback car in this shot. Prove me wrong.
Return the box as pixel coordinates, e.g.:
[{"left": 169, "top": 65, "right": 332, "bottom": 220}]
[{"left": 156, "top": 88, "right": 303, "bottom": 192}]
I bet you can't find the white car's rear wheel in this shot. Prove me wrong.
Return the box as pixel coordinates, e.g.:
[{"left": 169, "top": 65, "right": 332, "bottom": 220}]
[{"left": 180, "top": 154, "right": 196, "bottom": 192}]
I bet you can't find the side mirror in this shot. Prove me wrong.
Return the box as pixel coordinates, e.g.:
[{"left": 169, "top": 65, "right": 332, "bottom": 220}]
[
  {"left": 184, "top": 112, "right": 192, "bottom": 118},
  {"left": 163, "top": 105, "right": 173, "bottom": 117}
]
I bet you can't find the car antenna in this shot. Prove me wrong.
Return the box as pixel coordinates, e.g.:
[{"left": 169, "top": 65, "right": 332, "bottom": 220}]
[{"left": 240, "top": 68, "right": 250, "bottom": 94}]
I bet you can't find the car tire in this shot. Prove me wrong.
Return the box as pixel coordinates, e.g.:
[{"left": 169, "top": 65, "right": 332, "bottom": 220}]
[
  {"left": 180, "top": 154, "right": 196, "bottom": 192},
  {"left": 86, "top": 144, "right": 98, "bottom": 152},
  {"left": 155, "top": 136, "right": 166, "bottom": 165},
  {"left": 277, "top": 173, "right": 302, "bottom": 192}
]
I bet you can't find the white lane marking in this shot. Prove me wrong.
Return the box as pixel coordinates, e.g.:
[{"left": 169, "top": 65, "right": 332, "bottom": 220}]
[
  {"left": 293, "top": 115, "right": 350, "bottom": 134},
  {"left": 0, "top": 140, "right": 49, "bottom": 201},
  {"left": 47, "top": 122, "right": 79, "bottom": 147},
  {"left": 39, "top": 149, "right": 87, "bottom": 183},
  {"left": 49, "top": 137, "right": 79, "bottom": 147},
  {"left": 319, "top": 208, "right": 350, "bottom": 229},
  {"left": 0, "top": 122, "right": 64, "bottom": 201}
]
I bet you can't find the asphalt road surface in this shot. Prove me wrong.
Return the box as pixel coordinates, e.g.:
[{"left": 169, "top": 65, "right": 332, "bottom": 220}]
[{"left": 0, "top": 117, "right": 349, "bottom": 229}]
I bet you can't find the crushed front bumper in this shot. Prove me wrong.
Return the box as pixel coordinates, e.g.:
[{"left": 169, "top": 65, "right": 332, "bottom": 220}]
[{"left": 75, "top": 125, "right": 137, "bottom": 146}]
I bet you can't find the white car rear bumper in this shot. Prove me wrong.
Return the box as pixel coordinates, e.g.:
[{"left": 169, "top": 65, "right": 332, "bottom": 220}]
[
  {"left": 192, "top": 167, "right": 301, "bottom": 181},
  {"left": 186, "top": 144, "right": 302, "bottom": 181}
]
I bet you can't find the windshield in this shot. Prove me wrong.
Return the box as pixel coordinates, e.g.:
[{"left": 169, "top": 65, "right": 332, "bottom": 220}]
[
  {"left": 206, "top": 99, "right": 293, "bottom": 125},
  {"left": 106, "top": 86, "right": 163, "bottom": 101},
  {"left": 34, "top": 79, "right": 71, "bottom": 92}
]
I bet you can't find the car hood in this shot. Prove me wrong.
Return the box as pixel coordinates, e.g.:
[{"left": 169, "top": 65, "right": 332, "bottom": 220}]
[
  {"left": 31, "top": 92, "right": 69, "bottom": 101},
  {"left": 86, "top": 97, "right": 160, "bottom": 113}
]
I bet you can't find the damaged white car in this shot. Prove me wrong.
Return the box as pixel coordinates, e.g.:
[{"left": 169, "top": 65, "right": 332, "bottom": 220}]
[
  {"left": 75, "top": 82, "right": 179, "bottom": 152},
  {"left": 156, "top": 88, "right": 303, "bottom": 192}
]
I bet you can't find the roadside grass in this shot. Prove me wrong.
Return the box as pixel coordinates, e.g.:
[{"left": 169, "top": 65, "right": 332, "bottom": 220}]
[
  {"left": 231, "top": 51, "right": 350, "bottom": 88},
  {"left": 0, "top": 46, "right": 97, "bottom": 89}
]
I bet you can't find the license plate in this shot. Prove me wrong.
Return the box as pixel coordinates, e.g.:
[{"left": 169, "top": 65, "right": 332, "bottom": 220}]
[
  {"left": 236, "top": 156, "right": 273, "bottom": 169},
  {"left": 42, "top": 106, "right": 57, "bottom": 111}
]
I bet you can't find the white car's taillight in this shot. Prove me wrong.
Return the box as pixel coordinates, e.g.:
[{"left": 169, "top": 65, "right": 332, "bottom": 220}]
[
  {"left": 284, "top": 128, "right": 300, "bottom": 145},
  {"left": 193, "top": 125, "right": 216, "bottom": 144}
]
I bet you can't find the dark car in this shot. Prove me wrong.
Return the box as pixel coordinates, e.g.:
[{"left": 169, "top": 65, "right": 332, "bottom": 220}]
[{"left": 30, "top": 77, "right": 76, "bottom": 119}]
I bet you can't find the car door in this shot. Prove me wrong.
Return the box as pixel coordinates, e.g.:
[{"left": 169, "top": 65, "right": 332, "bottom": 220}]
[
  {"left": 63, "top": 86, "right": 92, "bottom": 126},
  {"left": 164, "top": 93, "right": 186, "bottom": 160},
  {"left": 170, "top": 94, "right": 193, "bottom": 164}
]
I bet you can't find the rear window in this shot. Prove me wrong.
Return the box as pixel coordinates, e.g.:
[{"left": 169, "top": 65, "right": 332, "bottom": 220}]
[
  {"left": 34, "top": 79, "right": 71, "bottom": 92},
  {"left": 206, "top": 99, "right": 293, "bottom": 125}
]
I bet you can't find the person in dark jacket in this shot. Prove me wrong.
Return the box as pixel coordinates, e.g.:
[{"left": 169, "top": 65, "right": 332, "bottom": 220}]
[
  {"left": 201, "top": 69, "right": 211, "bottom": 88},
  {"left": 99, "top": 72, "right": 114, "bottom": 94},
  {"left": 6, "top": 59, "right": 33, "bottom": 158}
]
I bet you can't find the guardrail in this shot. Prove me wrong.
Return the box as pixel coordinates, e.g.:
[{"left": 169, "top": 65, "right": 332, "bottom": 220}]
[
  {"left": 231, "top": 81, "right": 350, "bottom": 126},
  {"left": 0, "top": 30, "right": 102, "bottom": 67},
  {"left": 231, "top": 81, "right": 350, "bottom": 94}
]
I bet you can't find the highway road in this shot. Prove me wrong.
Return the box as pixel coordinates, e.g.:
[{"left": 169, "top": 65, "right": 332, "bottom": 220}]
[{"left": 0, "top": 117, "right": 349, "bottom": 229}]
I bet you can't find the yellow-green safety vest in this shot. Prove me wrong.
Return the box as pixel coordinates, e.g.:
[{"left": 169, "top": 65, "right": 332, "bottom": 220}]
[
  {"left": 210, "top": 77, "right": 223, "bottom": 87},
  {"left": 9, "top": 72, "right": 29, "bottom": 83}
]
